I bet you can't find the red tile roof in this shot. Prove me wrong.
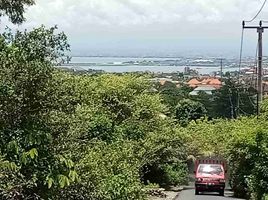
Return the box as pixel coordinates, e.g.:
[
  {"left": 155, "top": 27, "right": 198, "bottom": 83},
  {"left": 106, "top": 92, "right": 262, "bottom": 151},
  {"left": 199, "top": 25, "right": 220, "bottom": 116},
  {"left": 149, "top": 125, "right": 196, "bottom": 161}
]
[
  {"left": 209, "top": 79, "right": 221, "bottom": 85},
  {"left": 187, "top": 78, "right": 222, "bottom": 89},
  {"left": 159, "top": 80, "right": 166, "bottom": 85},
  {"left": 187, "top": 78, "right": 201, "bottom": 85}
]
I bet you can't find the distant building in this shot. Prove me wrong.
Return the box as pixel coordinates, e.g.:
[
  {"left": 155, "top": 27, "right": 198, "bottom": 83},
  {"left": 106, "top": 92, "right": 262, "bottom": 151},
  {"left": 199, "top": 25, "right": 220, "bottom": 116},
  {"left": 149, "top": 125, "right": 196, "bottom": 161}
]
[
  {"left": 159, "top": 79, "right": 167, "bottom": 86},
  {"left": 183, "top": 67, "right": 199, "bottom": 77},
  {"left": 189, "top": 86, "right": 216, "bottom": 96},
  {"left": 184, "top": 67, "right": 190, "bottom": 74},
  {"left": 187, "top": 78, "right": 201, "bottom": 88},
  {"left": 149, "top": 78, "right": 178, "bottom": 86},
  {"left": 263, "top": 81, "right": 268, "bottom": 97},
  {"left": 187, "top": 77, "right": 222, "bottom": 89},
  {"left": 57, "top": 65, "right": 87, "bottom": 72},
  {"left": 208, "top": 78, "right": 222, "bottom": 89},
  {"left": 71, "top": 66, "right": 87, "bottom": 72}
]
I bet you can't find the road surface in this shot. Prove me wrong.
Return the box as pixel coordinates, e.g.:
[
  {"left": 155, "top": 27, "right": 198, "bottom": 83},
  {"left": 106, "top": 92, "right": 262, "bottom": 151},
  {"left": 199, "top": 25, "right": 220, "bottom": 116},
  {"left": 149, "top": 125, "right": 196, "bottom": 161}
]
[{"left": 177, "top": 189, "right": 244, "bottom": 200}]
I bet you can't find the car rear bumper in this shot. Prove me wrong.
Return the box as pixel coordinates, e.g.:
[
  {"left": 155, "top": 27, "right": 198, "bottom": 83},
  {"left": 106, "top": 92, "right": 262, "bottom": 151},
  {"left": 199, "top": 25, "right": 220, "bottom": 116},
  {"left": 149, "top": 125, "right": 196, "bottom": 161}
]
[{"left": 195, "top": 183, "right": 225, "bottom": 191}]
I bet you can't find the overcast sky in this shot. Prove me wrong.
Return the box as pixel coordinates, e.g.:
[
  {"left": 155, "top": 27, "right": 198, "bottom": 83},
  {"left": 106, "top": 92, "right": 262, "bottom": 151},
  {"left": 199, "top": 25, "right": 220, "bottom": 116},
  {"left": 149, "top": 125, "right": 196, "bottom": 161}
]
[{"left": 2, "top": 0, "right": 268, "bottom": 57}]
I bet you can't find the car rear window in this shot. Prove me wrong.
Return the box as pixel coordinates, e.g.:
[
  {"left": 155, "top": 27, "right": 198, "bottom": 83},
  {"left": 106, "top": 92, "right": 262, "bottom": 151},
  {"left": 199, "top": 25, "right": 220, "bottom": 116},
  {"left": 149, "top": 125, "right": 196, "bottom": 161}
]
[{"left": 198, "top": 164, "right": 223, "bottom": 175}]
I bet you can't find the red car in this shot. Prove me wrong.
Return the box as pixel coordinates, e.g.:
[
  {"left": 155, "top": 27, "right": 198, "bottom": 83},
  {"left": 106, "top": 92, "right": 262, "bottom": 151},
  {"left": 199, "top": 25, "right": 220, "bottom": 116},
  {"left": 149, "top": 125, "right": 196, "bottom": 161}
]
[{"left": 194, "top": 159, "right": 227, "bottom": 196}]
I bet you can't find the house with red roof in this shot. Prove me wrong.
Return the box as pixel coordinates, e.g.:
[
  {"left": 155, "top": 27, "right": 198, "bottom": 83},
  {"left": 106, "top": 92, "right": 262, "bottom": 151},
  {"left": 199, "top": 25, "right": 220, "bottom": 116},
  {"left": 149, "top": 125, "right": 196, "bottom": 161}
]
[
  {"left": 187, "top": 77, "right": 222, "bottom": 90},
  {"left": 187, "top": 78, "right": 201, "bottom": 88}
]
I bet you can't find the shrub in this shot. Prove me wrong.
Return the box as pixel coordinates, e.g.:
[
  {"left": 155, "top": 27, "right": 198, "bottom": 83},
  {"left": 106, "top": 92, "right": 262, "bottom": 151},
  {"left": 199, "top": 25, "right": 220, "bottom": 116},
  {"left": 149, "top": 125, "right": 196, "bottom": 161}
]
[
  {"left": 229, "top": 130, "right": 268, "bottom": 199},
  {"left": 175, "top": 99, "right": 206, "bottom": 126},
  {"left": 52, "top": 74, "right": 189, "bottom": 199}
]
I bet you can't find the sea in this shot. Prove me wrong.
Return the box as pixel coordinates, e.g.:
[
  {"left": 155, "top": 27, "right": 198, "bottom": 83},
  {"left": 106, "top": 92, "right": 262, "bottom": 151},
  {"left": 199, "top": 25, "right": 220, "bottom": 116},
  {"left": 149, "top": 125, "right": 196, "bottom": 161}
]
[{"left": 64, "top": 56, "right": 241, "bottom": 74}]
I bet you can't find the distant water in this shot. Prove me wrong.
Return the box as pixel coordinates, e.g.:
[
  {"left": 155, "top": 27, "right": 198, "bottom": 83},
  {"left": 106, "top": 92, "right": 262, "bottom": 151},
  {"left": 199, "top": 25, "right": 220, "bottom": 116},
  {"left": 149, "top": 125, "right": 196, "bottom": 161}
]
[
  {"left": 71, "top": 56, "right": 178, "bottom": 63},
  {"left": 67, "top": 56, "right": 240, "bottom": 74}
]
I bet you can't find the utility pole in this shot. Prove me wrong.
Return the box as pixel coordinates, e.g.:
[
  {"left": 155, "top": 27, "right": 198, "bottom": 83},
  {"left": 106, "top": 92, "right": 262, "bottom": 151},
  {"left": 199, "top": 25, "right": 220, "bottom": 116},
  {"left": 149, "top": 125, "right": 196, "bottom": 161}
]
[
  {"left": 229, "top": 88, "right": 234, "bottom": 119},
  {"left": 243, "top": 20, "right": 267, "bottom": 116},
  {"left": 220, "top": 58, "right": 223, "bottom": 81},
  {"left": 257, "top": 26, "right": 263, "bottom": 116}
]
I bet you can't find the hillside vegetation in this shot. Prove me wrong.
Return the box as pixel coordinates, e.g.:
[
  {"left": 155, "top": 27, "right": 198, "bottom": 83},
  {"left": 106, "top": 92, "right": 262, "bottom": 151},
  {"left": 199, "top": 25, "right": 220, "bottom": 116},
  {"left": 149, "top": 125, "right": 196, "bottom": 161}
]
[
  {"left": 0, "top": 26, "right": 267, "bottom": 200},
  {"left": 0, "top": 3, "right": 267, "bottom": 199}
]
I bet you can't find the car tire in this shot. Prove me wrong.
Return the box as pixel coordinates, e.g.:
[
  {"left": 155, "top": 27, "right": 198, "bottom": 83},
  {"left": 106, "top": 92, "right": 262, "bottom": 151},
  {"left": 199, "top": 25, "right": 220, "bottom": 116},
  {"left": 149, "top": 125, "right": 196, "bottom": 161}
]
[
  {"left": 219, "top": 189, "right": 224, "bottom": 196},
  {"left": 195, "top": 189, "right": 199, "bottom": 195}
]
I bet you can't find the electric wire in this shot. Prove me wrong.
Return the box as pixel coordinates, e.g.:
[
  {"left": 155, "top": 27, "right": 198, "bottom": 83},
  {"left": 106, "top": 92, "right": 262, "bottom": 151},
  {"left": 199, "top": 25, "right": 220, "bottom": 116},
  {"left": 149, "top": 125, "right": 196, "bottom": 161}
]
[
  {"left": 237, "top": 30, "right": 258, "bottom": 116},
  {"left": 254, "top": 41, "right": 259, "bottom": 91},
  {"left": 239, "top": 108, "right": 249, "bottom": 115},
  {"left": 238, "top": 28, "right": 245, "bottom": 83},
  {"left": 237, "top": 27, "right": 245, "bottom": 116},
  {"left": 242, "top": 0, "right": 267, "bottom": 116},
  {"left": 240, "top": 41, "right": 258, "bottom": 115},
  {"left": 238, "top": 93, "right": 252, "bottom": 115},
  {"left": 245, "top": 0, "right": 267, "bottom": 22},
  {"left": 229, "top": 88, "right": 235, "bottom": 119}
]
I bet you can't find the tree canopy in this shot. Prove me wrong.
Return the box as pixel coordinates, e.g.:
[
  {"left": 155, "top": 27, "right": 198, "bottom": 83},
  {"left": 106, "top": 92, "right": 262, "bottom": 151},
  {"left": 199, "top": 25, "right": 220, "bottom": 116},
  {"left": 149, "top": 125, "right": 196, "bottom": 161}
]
[
  {"left": 0, "top": 26, "right": 74, "bottom": 199},
  {"left": 175, "top": 99, "right": 207, "bottom": 126},
  {"left": 0, "top": 0, "right": 35, "bottom": 24},
  {"left": 0, "top": 1, "right": 267, "bottom": 199}
]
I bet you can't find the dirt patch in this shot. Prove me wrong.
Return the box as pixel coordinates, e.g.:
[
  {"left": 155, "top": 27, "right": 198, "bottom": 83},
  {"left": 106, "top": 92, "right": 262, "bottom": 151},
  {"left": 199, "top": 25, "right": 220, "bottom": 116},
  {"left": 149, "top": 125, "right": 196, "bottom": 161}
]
[{"left": 149, "top": 191, "right": 178, "bottom": 200}]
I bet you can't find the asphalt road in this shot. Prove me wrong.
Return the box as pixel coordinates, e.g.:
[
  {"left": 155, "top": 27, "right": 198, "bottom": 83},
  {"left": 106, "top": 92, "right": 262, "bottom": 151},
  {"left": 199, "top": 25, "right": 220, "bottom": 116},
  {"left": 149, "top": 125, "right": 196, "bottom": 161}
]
[{"left": 177, "top": 189, "right": 244, "bottom": 200}]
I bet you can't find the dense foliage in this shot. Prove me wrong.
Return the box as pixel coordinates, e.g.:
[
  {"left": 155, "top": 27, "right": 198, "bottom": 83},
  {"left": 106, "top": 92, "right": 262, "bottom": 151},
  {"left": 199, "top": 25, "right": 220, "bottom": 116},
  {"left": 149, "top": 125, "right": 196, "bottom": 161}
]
[
  {"left": 0, "top": 3, "right": 267, "bottom": 200},
  {"left": 156, "top": 81, "right": 192, "bottom": 111},
  {"left": 51, "top": 73, "right": 189, "bottom": 199},
  {"left": 184, "top": 116, "right": 268, "bottom": 199},
  {"left": 229, "top": 130, "right": 268, "bottom": 200},
  {"left": 157, "top": 80, "right": 256, "bottom": 119},
  {"left": 0, "top": 0, "right": 35, "bottom": 24},
  {"left": 0, "top": 27, "right": 189, "bottom": 199},
  {"left": 0, "top": 26, "right": 75, "bottom": 199},
  {"left": 175, "top": 99, "right": 206, "bottom": 126}
]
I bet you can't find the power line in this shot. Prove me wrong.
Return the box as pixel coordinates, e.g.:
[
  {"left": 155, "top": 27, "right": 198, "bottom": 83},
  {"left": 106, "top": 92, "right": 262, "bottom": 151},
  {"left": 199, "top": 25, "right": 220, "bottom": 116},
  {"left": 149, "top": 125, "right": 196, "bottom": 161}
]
[
  {"left": 229, "top": 88, "right": 235, "bottom": 119},
  {"left": 238, "top": 93, "right": 252, "bottom": 115},
  {"left": 239, "top": 49, "right": 258, "bottom": 114},
  {"left": 237, "top": 26, "right": 244, "bottom": 116},
  {"left": 238, "top": 27, "right": 244, "bottom": 83},
  {"left": 254, "top": 41, "right": 259, "bottom": 91},
  {"left": 240, "top": 20, "right": 268, "bottom": 116},
  {"left": 237, "top": 0, "right": 267, "bottom": 117},
  {"left": 245, "top": 0, "right": 267, "bottom": 22},
  {"left": 239, "top": 107, "right": 249, "bottom": 115},
  {"left": 242, "top": 21, "right": 268, "bottom": 116}
]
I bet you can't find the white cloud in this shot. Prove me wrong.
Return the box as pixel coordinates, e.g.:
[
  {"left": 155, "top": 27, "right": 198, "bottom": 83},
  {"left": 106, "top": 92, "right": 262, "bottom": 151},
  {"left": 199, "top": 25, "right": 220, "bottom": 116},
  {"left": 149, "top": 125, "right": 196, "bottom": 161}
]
[
  {"left": 1, "top": 0, "right": 267, "bottom": 56},
  {"left": 17, "top": 0, "right": 267, "bottom": 28}
]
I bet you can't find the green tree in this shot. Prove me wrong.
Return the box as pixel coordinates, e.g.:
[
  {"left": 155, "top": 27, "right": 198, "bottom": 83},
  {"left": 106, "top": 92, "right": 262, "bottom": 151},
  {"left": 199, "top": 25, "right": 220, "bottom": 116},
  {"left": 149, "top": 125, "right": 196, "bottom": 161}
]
[
  {"left": 0, "top": 26, "right": 75, "bottom": 199},
  {"left": 175, "top": 99, "right": 206, "bottom": 126},
  {"left": 0, "top": 0, "right": 35, "bottom": 24},
  {"left": 182, "top": 114, "right": 268, "bottom": 199},
  {"left": 156, "top": 82, "right": 192, "bottom": 111},
  {"left": 229, "top": 130, "right": 268, "bottom": 199},
  {"left": 261, "top": 98, "right": 268, "bottom": 115},
  {"left": 191, "top": 91, "right": 217, "bottom": 119},
  {"left": 213, "top": 79, "right": 256, "bottom": 119},
  {"left": 52, "top": 74, "right": 188, "bottom": 199}
]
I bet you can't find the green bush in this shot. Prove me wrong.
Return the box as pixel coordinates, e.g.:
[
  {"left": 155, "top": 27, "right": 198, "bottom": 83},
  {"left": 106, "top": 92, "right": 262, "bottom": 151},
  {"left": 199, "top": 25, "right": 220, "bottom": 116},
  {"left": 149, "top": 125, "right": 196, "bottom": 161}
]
[
  {"left": 175, "top": 99, "right": 207, "bottom": 126},
  {"left": 160, "top": 162, "right": 188, "bottom": 186},
  {"left": 183, "top": 116, "right": 268, "bottom": 200},
  {"left": 229, "top": 130, "right": 268, "bottom": 199},
  {"left": 0, "top": 26, "right": 76, "bottom": 199},
  {"left": 51, "top": 74, "right": 189, "bottom": 199},
  {"left": 57, "top": 140, "right": 145, "bottom": 200}
]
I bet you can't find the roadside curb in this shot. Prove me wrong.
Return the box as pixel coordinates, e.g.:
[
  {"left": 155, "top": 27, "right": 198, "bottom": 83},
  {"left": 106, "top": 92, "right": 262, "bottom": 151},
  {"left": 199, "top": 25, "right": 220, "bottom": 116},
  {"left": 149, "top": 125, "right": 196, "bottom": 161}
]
[
  {"left": 173, "top": 192, "right": 180, "bottom": 200},
  {"left": 172, "top": 186, "right": 192, "bottom": 200},
  {"left": 182, "top": 186, "right": 195, "bottom": 190}
]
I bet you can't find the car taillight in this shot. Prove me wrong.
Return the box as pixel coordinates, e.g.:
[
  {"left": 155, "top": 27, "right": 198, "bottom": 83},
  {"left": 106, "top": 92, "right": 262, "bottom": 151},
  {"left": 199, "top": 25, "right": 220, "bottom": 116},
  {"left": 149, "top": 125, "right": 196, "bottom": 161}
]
[
  {"left": 219, "top": 179, "right": 225, "bottom": 183},
  {"left": 196, "top": 178, "right": 202, "bottom": 182}
]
